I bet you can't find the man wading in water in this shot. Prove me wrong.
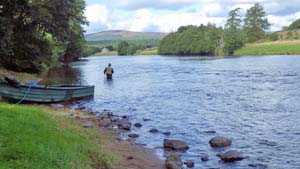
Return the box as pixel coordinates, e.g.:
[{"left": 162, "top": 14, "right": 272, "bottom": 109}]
[{"left": 104, "top": 63, "right": 114, "bottom": 80}]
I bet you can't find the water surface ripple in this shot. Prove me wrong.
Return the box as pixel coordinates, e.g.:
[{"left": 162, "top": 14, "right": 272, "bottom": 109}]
[{"left": 70, "top": 55, "right": 300, "bottom": 169}]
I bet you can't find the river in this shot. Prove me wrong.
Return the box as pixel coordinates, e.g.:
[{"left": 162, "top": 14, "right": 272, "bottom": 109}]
[{"left": 51, "top": 55, "right": 300, "bottom": 169}]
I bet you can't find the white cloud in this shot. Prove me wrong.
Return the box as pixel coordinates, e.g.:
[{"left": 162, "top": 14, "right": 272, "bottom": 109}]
[
  {"left": 84, "top": 0, "right": 300, "bottom": 34},
  {"left": 103, "top": 0, "right": 199, "bottom": 10},
  {"left": 85, "top": 4, "right": 109, "bottom": 23}
]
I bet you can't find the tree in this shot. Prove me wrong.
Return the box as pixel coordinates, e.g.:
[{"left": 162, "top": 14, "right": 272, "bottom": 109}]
[
  {"left": 117, "top": 41, "right": 129, "bottom": 55},
  {"left": 288, "top": 19, "right": 300, "bottom": 30},
  {"left": 243, "top": 3, "right": 270, "bottom": 42},
  {"left": 158, "top": 24, "right": 223, "bottom": 55},
  {"left": 0, "top": 0, "right": 88, "bottom": 73},
  {"left": 223, "top": 8, "right": 244, "bottom": 55}
]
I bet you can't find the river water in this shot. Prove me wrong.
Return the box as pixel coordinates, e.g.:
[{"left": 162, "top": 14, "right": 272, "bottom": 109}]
[{"left": 58, "top": 55, "right": 300, "bottom": 169}]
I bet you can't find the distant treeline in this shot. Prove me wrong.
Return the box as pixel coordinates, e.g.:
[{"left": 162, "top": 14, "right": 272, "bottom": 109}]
[
  {"left": 0, "top": 0, "right": 88, "bottom": 73},
  {"left": 159, "top": 3, "right": 285, "bottom": 56},
  {"left": 87, "top": 39, "right": 161, "bottom": 49}
]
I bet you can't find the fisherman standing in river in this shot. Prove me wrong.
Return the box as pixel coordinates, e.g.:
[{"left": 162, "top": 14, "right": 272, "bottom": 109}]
[{"left": 104, "top": 63, "right": 114, "bottom": 80}]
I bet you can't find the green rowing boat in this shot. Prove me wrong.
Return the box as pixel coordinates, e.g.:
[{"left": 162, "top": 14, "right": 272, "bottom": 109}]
[{"left": 0, "top": 78, "right": 94, "bottom": 103}]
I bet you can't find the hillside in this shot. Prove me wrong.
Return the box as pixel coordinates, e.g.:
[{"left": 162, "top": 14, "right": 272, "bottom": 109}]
[
  {"left": 85, "top": 30, "right": 167, "bottom": 41},
  {"left": 85, "top": 30, "right": 167, "bottom": 48}
]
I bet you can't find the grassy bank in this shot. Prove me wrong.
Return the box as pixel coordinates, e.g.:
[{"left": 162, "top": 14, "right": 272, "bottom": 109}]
[
  {"left": 136, "top": 49, "right": 158, "bottom": 55},
  {"left": 0, "top": 103, "right": 114, "bottom": 169},
  {"left": 94, "top": 51, "right": 118, "bottom": 56},
  {"left": 0, "top": 68, "right": 41, "bottom": 82},
  {"left": 234, "top": 40, "right": 300, "bottom": 55}
]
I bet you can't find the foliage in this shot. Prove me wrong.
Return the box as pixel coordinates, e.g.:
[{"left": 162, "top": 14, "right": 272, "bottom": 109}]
[
  {"left": 234, "top": 41, "right": 300, "bottom": 55},
  {"left": 288, "top": 19, "right": 300, "bottom": 30},
  {"left": 117, "top": 41, "right": 146, "bottom": 55},
  {"left": 243, "top": 3, "right": 270, "bottom": 42},
  {"left": 158, "top": 24, "right": 222, "bottom": 55},
  {"left": 223, "top": 8, "right": 244, "bottom": 55},
  {"left": 0, "top": 0, "right": 87, "bottom": 73},
  {"left": 0, "top": 103, "right": 114, "bottom": 169}
]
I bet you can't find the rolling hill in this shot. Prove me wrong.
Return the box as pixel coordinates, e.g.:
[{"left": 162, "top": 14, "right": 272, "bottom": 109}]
[
  {"left": 85, "top": 30, "right": 167, "bottom": 41},
  {"left": 85, "top": 30, "right": 167, "bottom": 48}
]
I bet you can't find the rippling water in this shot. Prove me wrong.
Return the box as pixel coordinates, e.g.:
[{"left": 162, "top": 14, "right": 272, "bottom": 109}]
[{"left": 67, "top": 55, "right": 300, "bottom": 168}]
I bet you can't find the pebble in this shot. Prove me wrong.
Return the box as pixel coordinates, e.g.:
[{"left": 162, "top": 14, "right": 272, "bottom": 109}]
[{"left": 82, "top": 122, "right": 94, "bottom": 128}]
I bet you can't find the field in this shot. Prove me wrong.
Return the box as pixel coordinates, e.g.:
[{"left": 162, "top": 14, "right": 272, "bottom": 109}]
[
  {"left": 234, "top": 40, "right": 300, "bottom": 55},
  {"left": 136, "top": 49, "right": 158, "bottom": 55},
  {"left": 0, "top": 103, "right": 114, "bottom": 169},
  {"left": 94, "top": 51, "right": 118, "bottom": 56}
]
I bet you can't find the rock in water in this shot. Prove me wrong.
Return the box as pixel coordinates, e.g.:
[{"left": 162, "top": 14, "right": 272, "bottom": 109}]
[
  {"left": 218, "top": 150, "right": 244, "bottom": 162},
  {"left": 201, "top": 156, "right": 209, "bottom": 162},
  {"left": 209, "top": 136, "right": 232, "bottom": 147},
  {"left": 165, "top": 153, "right": 183, "bottom": 169},
  {"left": 117, "top": 119, "right": 132, "bottom": 130},
  {"left": 134, "top": 123, "right": 142, "bottom": 128},
  {"left": 184, "top": 160, "right": 194, "bottom": 168},
  {"left": 128, "top": 133, "right": 139, "bottom": 138},
  {"left": 82, "top": 122, "right": 94, "bottom": 128},
  {"left": 163, "top": 131, "right": 171, "bottom": 136},
  {"left": 149, "top": 128, "right": 159, "bottom": 133},
  {"left": 163, "top": 139, "right": 189, "bottom": 151}
]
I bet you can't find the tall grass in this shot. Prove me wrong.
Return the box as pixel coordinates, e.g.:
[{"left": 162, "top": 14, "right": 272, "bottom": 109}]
[
  {"left": 234, "top": 41, "right": 300, "bottom": 56},
  {"left": 0, "top": 103, "right": 114, "bottom": 169}
]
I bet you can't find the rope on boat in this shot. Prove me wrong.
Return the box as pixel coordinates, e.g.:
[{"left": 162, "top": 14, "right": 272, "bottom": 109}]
[{"left": 16, "top": 85, "right": 32, "bottom": 104}]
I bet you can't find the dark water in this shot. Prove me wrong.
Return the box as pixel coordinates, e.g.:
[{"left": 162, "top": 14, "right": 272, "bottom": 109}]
[{"left": 64, "top": 55, "right": 300, "bottom": 168}]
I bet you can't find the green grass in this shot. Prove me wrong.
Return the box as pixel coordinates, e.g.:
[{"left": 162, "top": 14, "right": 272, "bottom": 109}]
[
  {"left": 0, "top": 103, "right": 114, "bottom": 169},
  {"left": 234, "top": 40, "right": 300, "bottom": 55},
  {"left": 0, "top": 68, "right": 41, "bottom": 82},
  {"left": 94, "top": 51, "right": 118, "bottom": 56},
  {"left": 136, "top": 49, "right": 158, "bottom": 55}
]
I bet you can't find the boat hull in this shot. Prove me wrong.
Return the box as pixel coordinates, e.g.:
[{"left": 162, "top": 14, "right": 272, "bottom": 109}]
[{"left": 0, "top": 83, "right": 94, "bottom": 103}]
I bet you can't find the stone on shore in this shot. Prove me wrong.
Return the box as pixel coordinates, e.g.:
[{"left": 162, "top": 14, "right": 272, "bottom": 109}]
[
  {"left": 184, "top": 160, "right": 194, "bottom": 168},
  {"left": 82, "top": 122, "right": 94, "bottom": 128},
  {"left": 117, "top": 119, "right": 132, "bottom": 130},
  {"left": 217, "top": 150, "right": 244, "bottom": 162},
  {"left": 209, "top": 136, "right": 232, "bottom": 147},
  {"left": 51, "top": 104, "right": 64, "bottom": 110},
  {"left": 165, "top": 153, "right": 183, "bottom": 169},
  {"left": 163, "top": 139, "right": 189, "bottom": 151},
  {"left": 99, "top": 118, "right": 111, "bottom": 127}
]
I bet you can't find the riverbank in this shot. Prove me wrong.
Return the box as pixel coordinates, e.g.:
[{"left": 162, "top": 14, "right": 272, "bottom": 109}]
[
  {"left": 0, "top": 68, "right": 42, "bottom": 82},
  {"left": 93, "top": 48, "right": 158, "bottom": 56},
  {"left": 0, "top": 102, "right": 165, "bottom": 169},
  {"left": 234, "top": 40, "right": 300, "bottom": 55}
]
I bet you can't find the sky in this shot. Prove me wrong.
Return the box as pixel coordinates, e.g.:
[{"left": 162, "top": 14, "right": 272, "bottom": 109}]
[{"left": 84, "top": 0, "right": 300, "bottom": 34}]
